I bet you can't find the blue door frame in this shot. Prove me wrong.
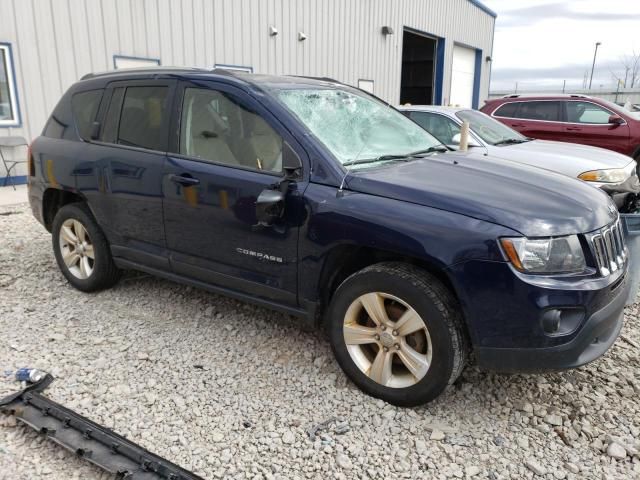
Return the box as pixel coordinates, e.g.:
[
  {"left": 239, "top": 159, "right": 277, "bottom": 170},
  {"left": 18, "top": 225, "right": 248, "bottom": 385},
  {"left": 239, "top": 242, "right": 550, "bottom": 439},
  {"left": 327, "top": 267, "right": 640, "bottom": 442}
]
[
  {"left": 403, "top": 27, "right": 445, "bottom": 105},
  {"left": 472, "top": 49, "right": 483, "bottom": 109}
]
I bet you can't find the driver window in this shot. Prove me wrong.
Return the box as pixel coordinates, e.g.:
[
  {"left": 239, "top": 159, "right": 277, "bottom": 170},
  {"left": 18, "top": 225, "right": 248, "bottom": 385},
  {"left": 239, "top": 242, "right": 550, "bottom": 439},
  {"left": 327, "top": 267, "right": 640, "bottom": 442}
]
[
  {"left": 566, "top": 101, "right": 613, "bottom": 125},
  {"left": 179, "top": 88, "right": 283, "bottom": 172},
  {"left": 409, "top": 112, "right": 461, "bottom": 145}
]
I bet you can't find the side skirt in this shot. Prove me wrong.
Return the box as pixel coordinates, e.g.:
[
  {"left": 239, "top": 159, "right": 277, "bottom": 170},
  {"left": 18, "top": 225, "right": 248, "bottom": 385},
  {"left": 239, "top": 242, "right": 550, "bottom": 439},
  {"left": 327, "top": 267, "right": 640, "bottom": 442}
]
[{"left": 113, "top": 257, "right": 314, "bottom": 325}]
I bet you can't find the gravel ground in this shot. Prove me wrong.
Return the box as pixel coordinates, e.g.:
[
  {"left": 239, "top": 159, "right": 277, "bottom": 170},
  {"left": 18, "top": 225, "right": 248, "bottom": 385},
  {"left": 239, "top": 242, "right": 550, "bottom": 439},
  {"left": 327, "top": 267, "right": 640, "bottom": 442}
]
[{"left": 1, "top": 202, "right": 640, "bottom": 480}]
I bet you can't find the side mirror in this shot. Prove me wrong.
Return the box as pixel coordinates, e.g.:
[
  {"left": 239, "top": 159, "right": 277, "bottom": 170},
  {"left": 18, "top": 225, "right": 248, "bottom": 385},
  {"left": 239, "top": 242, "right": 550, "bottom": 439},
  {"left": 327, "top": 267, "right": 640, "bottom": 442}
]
[
  {"left": 255, "top": 189, "right": 285, "bottom": 227},
  {"left": 609, "top": 115, "right": 625, "bottom": 126}
]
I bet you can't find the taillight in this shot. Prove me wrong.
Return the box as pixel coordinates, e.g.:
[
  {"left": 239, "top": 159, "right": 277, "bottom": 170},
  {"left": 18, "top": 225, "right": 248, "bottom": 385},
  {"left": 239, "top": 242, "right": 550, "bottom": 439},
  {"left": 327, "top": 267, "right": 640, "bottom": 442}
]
[{"left": 27, "top": 142, "right": 35, "bottom": 177}]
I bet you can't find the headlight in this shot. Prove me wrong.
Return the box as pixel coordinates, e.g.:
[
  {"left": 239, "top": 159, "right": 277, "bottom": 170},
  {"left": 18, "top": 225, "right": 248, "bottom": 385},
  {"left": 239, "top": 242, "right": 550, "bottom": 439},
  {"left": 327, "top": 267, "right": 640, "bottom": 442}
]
[
  {"left": 578, "top": 161, "right": 636, "bottom": 183},
  {"left": 500, "top": 235, "right": 586, "bottom": 273}
]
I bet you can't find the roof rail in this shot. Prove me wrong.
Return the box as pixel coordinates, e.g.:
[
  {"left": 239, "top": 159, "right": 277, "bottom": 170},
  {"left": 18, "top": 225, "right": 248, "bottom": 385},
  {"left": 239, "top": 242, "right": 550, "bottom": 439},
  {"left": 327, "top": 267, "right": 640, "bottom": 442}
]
[
  {"left": 80, "top": 66, "right": 207, "bottom": 81},
  {"left": 501, "top": 93, "right": 592, "bottom": 99},
  {"left": 290, "top": 75, "right": 342, "bottom": 84}
]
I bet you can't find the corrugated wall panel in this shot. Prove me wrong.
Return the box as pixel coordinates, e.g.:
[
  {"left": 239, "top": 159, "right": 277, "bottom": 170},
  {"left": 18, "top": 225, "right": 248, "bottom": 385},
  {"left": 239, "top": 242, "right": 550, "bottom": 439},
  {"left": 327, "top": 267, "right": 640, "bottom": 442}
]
[{"left": 0, "top": 0, "right": 494, "bottom": 146}]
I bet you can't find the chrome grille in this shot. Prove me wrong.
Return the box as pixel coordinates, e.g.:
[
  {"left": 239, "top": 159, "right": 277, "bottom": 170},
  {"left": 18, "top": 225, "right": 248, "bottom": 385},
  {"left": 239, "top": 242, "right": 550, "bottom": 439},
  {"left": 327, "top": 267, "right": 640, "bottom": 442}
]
[{"left": 588, "top": 218, "right": 627, "bottom": 276}]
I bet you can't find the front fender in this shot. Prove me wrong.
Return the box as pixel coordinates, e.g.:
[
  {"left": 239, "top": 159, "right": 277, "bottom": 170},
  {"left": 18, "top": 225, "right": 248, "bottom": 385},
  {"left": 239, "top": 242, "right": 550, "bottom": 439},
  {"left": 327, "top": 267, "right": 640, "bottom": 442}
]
[{"left": 299, "top": 183, "right": 517, "bottom": 303}]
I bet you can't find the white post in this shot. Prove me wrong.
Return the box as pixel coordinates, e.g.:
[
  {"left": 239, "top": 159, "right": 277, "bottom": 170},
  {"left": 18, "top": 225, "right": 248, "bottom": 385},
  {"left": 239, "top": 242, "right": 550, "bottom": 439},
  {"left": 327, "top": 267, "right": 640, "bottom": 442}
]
[{"left": 459, "top": 121, "right": 470, "bottom": 152}]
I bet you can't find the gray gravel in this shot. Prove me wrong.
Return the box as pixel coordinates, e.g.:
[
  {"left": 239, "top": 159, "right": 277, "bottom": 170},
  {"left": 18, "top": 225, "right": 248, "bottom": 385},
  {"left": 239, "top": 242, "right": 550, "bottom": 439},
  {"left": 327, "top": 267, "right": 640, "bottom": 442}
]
[{"left": 1, "top": 202, "right": 640, "bottom": 479}]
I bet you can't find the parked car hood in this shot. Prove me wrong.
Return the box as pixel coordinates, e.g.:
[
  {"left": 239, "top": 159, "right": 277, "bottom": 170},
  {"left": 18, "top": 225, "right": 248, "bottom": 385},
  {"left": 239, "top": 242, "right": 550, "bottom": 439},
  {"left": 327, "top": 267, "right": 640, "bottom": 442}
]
[
  {"left": 345, "top": 152, "right": 617, "bottom": 237},
  {"left": 485, "top": 139, "right": 633, "bottom": 177}
]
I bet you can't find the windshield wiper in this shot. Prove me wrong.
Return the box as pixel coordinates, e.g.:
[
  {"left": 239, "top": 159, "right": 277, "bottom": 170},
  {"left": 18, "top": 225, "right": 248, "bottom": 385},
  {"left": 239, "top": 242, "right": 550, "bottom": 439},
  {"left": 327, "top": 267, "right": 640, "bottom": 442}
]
[
  {"left": 342, "top": 158, "right": 390, "bottom": 167},
  {"left": 375, "top": 146, "right": 449, "bottom": 161},
  {"left": 494, "top": 138, "right": 529, "bottom": 146}
]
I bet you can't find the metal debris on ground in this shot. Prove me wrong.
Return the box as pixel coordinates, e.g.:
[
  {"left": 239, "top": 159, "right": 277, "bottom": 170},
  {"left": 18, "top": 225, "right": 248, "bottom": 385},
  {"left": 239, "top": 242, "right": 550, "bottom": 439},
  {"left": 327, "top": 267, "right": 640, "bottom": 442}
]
[
  {"left": 307, "top": 417, "right": 349, "bottom": 441},
  {"left": 0, "top": 372, "right": 204, "bottom": 480}
]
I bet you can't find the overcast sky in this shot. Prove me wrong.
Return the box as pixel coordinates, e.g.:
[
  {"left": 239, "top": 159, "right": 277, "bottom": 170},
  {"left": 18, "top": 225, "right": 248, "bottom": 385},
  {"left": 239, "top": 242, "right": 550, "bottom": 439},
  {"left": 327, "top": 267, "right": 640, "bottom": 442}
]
[{"left": 481, "top": 0, "right": 640, "bottom": 92}]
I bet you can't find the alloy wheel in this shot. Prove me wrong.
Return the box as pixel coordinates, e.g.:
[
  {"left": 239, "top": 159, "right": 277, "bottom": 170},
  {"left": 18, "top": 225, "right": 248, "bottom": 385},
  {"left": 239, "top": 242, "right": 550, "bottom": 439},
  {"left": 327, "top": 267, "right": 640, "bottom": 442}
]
[
  {"left": 58, "top": 219, "right": 95, "bottom": 280},
  {"left": 343, "top": 292, "right": 432, "bottom": 388}
]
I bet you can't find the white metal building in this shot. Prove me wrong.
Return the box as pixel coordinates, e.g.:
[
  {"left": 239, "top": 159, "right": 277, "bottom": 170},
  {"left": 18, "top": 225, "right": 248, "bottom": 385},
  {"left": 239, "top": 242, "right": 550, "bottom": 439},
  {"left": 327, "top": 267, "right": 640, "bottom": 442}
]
[{"left": 0, "top": 0, "right": 496, "bottom": 184}]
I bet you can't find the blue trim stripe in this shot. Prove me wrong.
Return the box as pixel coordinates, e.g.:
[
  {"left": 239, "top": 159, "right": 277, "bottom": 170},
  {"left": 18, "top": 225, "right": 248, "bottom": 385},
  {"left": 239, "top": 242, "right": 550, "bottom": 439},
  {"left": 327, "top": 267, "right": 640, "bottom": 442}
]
[
  {"left": 0, "top": 174, "right": 27, "bottom": 185},
  {"left": 0, "top": 42, "right": 22, "bottom": 128},
  {"left": 472, "top": 49, "right": 482, "bottom": 109},
  {"left": 467, "top": 0, "right": 497, "bottom": 18},
  {"left": 435, "top": 39, "right": 446, "bottom": 105}
]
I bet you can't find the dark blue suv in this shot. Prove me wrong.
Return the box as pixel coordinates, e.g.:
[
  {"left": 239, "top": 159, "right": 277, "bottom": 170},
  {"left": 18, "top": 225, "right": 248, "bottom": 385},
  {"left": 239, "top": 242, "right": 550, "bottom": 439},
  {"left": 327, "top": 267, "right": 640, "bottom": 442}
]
[{"left": 28, "top": 69, "right": 630, "bottom": 406}]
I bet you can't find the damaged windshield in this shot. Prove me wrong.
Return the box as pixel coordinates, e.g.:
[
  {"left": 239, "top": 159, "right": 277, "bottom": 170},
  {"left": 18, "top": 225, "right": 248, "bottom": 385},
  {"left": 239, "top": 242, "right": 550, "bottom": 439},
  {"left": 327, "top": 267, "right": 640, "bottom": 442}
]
[{"left": 275, "top": 88, "right": 441, "bottom": 167}]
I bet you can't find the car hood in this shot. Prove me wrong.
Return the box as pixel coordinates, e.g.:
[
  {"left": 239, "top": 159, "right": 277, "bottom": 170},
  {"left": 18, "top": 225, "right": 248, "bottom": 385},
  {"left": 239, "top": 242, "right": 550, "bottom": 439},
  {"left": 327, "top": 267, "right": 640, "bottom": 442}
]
[
  {"left": 345, "top": 152, "right": 617, "bottom": 237},
  {"left": 485, "top": 139, "right": 633, "bottom": 177}
]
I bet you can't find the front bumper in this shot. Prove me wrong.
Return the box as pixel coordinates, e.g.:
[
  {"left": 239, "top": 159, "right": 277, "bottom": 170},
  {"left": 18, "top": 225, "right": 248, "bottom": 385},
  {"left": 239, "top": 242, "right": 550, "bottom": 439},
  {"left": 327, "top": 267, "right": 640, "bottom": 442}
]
[
  {"left": 446, "top": 260, "right": 629, "bottom": 373},
  {"left": 475, "top": 273, "right": 628, "bottom": 372}
]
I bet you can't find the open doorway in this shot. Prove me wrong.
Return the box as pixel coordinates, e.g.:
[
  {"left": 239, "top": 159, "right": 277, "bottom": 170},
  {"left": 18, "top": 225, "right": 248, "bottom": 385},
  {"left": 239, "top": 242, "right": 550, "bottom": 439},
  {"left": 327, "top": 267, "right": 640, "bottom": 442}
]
[{"left": 400, "top": 30, "right": 437, "bottom": 105}]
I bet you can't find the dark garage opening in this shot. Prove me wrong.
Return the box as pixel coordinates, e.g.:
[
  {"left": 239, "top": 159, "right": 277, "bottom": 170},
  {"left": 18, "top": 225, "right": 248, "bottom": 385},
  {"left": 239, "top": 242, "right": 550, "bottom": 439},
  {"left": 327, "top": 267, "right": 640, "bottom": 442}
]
[{"left": 400, "top": 30, "right": 436, "bottom": 105}]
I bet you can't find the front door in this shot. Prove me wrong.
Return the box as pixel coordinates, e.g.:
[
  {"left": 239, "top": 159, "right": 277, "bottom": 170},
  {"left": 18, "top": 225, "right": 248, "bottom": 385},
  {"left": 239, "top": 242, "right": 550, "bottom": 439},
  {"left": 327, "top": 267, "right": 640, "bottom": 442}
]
[
  {"left": 562, "top": 100, "right": 631, "bottom": 154},
  {"left": 163, "top": 81, "right": 306, "bottom": 306}
]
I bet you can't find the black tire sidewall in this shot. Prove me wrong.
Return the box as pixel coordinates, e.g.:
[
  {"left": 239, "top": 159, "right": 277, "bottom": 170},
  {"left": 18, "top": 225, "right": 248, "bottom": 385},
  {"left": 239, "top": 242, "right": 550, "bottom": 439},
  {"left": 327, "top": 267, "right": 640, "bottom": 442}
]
[
  {"left": 327, "top": 267, "right": 457, "bottom": 407},
  {"left": 51, "top": 204, "right": 114, "bottom": 292}
]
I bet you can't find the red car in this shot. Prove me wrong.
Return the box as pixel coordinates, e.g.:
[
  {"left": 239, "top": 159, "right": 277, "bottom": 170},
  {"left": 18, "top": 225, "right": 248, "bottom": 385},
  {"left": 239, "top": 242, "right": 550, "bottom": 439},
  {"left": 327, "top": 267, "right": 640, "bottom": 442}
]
[{"left": 481, "top": 94, "right": 640, "bottom": 161}]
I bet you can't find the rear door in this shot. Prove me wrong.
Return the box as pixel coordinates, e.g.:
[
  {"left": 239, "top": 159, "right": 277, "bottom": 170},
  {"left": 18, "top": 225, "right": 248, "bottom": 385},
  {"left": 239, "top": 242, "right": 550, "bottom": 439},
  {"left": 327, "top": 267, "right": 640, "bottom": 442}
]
[
  {"left": 563, "top": 100, "right": 630, "bottom": 153},
  {"left": 84, "top": 80, "right": 176, "bottom": 269},
  {"left": 162, "top": 80, "right": 307, "bottom": 306},
  {"left": 493, "top": 100, "right": 564, "bottom": 141}
]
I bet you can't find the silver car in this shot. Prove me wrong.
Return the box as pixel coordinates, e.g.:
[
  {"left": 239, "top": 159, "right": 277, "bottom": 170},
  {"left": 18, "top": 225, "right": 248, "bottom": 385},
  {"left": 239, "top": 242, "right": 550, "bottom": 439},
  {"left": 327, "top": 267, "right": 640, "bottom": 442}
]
[{"left": 398, "top": 105, "right": 639, "bottom": 211}]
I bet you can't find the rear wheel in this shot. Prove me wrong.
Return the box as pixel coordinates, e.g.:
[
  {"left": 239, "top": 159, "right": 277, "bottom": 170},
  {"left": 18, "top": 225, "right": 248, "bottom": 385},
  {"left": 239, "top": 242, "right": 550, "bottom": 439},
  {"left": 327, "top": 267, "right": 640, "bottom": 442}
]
[
  {"left": 327, "top": 262, "right": 468, "bottom": 406},
  {"left": 52, "top": 203, "right": 121, "bottom": 292}
]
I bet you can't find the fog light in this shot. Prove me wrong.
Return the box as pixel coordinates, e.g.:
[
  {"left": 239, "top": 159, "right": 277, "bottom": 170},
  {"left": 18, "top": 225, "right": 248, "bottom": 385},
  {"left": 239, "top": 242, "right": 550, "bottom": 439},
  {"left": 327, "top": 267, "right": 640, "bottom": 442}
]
[
  {"left": 540, "top": 308, "right": 585, "bottom": 336},
  {"left": 541, "top": 309, "right": 561, "bottom": 334}
]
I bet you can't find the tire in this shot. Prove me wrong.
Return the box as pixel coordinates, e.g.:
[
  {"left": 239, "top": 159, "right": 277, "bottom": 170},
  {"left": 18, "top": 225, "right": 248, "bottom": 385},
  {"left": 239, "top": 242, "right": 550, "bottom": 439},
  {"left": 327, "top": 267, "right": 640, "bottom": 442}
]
[
  {"left": 326, "top": 262, "right": 469, "bottom": 407},
  {"left": 52, "top": 203, "right": 121, "bottom": 292}
]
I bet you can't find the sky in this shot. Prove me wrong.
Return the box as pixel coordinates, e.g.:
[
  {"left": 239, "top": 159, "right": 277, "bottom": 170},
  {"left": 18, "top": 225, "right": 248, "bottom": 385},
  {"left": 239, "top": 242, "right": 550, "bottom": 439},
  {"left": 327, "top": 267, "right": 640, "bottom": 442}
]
[{"left": 481, "top": 0, "right": 640, "bottom": 92}]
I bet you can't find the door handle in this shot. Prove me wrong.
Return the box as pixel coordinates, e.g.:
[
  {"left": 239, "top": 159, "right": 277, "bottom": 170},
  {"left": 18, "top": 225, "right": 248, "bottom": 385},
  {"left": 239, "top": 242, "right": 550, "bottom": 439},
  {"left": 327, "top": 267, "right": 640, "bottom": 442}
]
[
  {"left": 511, "top": 123, "right": 525, "bottom": 127},
  {"left": 566, "top": 127, "right": 582, "bottom": 131},
  {"left": 169, "top": 173, "right": 200, "bottom": 186}
]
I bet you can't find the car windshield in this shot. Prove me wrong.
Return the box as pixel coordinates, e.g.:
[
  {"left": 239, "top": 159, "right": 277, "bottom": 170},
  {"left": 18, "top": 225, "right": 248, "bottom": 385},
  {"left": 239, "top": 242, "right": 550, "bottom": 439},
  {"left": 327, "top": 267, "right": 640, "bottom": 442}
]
[
  {"left": 599, "top": 98, "right": 640, "bottom": 119},
  {"left": 274, "top": 87, "right": 441, "bottom": 167},
  {"left": 456, "top": 109, "right": 528, "bottom": 146}
]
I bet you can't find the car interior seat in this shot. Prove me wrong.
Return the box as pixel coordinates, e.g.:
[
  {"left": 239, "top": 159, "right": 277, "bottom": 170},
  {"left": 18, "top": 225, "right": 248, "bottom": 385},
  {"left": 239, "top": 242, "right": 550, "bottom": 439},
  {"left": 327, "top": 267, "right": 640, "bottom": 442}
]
[
  {"left": 247, "top": 115, "right": 282, "bottom": 172},
  {"left": 188, "top": 101, "right": 239, "bottom": 166}
]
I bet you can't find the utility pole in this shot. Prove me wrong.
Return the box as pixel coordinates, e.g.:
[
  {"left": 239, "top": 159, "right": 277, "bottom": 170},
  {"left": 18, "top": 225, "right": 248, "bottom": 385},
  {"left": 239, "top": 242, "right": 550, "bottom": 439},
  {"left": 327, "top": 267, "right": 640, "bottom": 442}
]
[
  {"left": 562, "top": 80, "right": 566, "bottom": 93},
  {"left": 624, "top": 66, "right": 630, "bottom": 88},
  {"left": 515, "top": 81, "right": 518, "bottom": 94},
  {"left": 588, "top": 42, "right": 601, "bottom": 90}
]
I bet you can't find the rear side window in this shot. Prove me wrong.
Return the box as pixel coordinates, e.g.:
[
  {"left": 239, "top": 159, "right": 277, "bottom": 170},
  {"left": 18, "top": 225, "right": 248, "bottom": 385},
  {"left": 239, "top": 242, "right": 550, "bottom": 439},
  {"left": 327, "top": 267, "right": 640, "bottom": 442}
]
[
  {"left": 117, "top": 86, "right": 169, "bottom": 151},
  {"left": 71, "top": 90, "right": 103, "bottom": 140},
  {"left": 493, "top": 102, "right": 518, "bottom": 118},
  {"left": 514, "top": 101, "right": 561, "bottom": 122},
  {"left": 566, "top": 101, "right": 613, "bottom": 124}
]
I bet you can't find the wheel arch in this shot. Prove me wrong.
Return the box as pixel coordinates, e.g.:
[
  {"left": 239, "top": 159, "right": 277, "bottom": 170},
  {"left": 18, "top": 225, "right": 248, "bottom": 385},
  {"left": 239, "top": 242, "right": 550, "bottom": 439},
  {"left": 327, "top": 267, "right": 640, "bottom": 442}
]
[
  {"left": 314, "top": 244, "right": 460, "bottom": 326},
  {"left": 42, "top": 188, "right": 88, "bottom": 232}
]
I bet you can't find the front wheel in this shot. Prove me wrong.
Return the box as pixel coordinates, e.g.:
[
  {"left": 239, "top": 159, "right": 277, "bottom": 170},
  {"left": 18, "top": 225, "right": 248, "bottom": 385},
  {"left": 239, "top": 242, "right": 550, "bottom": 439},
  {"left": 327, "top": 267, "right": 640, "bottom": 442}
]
[
  {"left": 52, "top": 203, "right": 121, "bottom": 292},
  {"left": 326, "top": 263, "right": 469, "bottom": 407}
]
